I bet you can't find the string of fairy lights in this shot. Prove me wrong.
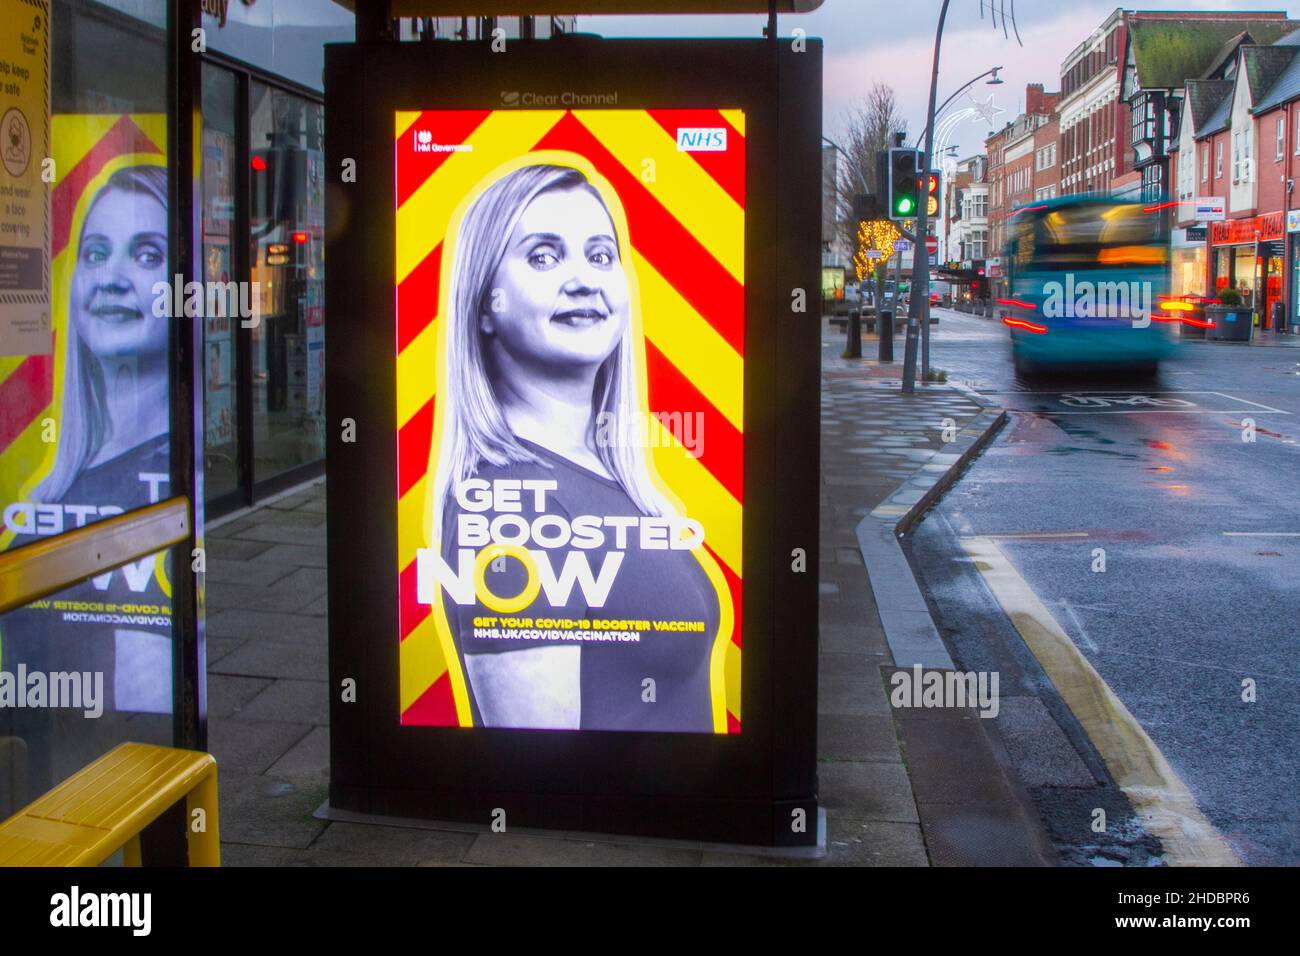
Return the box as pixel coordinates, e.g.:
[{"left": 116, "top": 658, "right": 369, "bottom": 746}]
[{"left": 853, "top": 219, "right": 907, "bottom": 283}]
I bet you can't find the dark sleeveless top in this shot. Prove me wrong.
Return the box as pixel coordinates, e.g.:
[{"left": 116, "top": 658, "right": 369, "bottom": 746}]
[
  {"left": 439, "top": 439, "right": 719, "bottom": 733},
  {"left": 0, "top": 436, "right": 171, "bottom": 800},
  {"left": 1, "top": 435, "right": 172, "bottom": 699}
]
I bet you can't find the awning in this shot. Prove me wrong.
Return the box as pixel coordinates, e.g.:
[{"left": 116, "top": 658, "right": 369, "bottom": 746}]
[{"left": 335, "top": 1, "right": 823, "bottom": 14}]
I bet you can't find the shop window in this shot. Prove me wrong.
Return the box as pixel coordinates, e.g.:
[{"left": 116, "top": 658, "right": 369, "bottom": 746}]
[{"left": 248, "top": 83, "right": 326, "bottom": 485}]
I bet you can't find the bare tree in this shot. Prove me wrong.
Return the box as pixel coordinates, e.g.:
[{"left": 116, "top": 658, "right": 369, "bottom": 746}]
[{"left": 831, "top": 83, "right": 908, "bottom": 302}]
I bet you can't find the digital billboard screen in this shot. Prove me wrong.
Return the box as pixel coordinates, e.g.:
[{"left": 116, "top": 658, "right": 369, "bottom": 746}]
[{"left": 393, "top": 108, "right": 745, "bottom": 734}]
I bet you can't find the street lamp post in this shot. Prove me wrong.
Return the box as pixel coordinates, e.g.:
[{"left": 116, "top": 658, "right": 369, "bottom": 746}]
[
  {"left": 913, "top": 67, "right": 1003, "bottom": 151},
  {"left": 901, "top": 0, "right": 953, "bottom": 393},
  {"left": 907, "top": 64, "right": 1002, "bottom": 387}
]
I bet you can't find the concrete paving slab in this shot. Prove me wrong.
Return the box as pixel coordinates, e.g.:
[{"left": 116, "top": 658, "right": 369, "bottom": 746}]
[
  {"left": 212, "top": 640, "right": 328, "bottom": 682},
  {"left": 208, "top": 717, "right": 314, "bottom": 775},
  {"left": 818, "top": 714, "right": 904, "bottom": 762},
  {"left": 239, "top": 679, "right": 329, "bottom": 726},
  {"left": 207, "top": 608, "right": 327, "bottom": 643},
  {"left": 217, "top": 770, "right": 328, "bottom": 849},
  {"left": 817, "top": 677, "right": 891, "bottom": 717},
  {"left": 207, "top": 673, "right": 273, "bottom": 720},
  {"left": 818, "top": 760, "right": 918, "bottom": 823},
  {"left": 265, "top": 726, "right": 329, "bottom": 781},
  {"left": 312, "top": 822, "right": 475, "bottom": 865}
]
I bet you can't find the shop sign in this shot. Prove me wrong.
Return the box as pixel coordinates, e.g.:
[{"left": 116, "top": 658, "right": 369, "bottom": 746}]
[
  {"left": 1184, "top": 226, "right": 1207, "bottom": 243},
  {"left": 1194, "top": 196, "right": 1225, "bottom": 222},
  {"left": 1287, "top": 210, "right": 1300, "bottom": 233},
  {"left": 1211, "top": 212, "right": 1283, "bottom": 246}
]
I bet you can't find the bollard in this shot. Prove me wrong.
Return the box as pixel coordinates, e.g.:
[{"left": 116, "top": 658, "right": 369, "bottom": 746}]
[
  {"left": 846, "top": 308, "right": 862, "bottom": 358},
  {"left": 878, "top": 308, "right": 894, "bottom": 361}
]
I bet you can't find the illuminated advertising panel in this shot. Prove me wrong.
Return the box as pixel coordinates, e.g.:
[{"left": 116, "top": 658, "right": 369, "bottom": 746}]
[
  {"left": 326, "top": 37, "right": 821, "bottom": 844},
  {"left": 394, "top": 109, "right": 745, "bottom": 733}
]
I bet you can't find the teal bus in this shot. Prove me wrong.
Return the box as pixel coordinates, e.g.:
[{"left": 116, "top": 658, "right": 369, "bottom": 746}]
[{"left": 999, "top": 196, "right": 1183, "bottom": 375}]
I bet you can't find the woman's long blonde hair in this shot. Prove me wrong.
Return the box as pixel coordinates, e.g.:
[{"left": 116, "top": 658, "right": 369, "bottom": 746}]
[
  {"left": 35, "top": 165, "right": 168, "bottom": 503},
  {"left": 432, "top": 163, "right": 670, "bottom": 536}
]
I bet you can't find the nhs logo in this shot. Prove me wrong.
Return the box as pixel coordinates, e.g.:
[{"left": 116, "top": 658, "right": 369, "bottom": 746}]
[{"left": 676, "top": 127, "right": 727, "bottom": 152}]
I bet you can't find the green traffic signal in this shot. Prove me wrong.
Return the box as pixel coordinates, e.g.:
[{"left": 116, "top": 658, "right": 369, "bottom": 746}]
[{"left": 896, "top": 196, "right": 914, "bottom": 215}]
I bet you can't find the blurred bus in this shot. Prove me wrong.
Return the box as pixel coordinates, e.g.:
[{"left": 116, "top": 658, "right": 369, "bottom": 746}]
[{"left": 999, "top": 196, "right": 1181, "bottom": 376}]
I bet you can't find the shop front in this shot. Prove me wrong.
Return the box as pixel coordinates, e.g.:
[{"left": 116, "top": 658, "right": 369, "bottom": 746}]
[
  {"left": 1288, "top": 209, "right": 1300, "bottom": 333},
  {"left": 1170, "top": 226, "right": 1208, "bottom": 299},
  {"left": 198, "top": 0, "right": 353, "bottom": 516},
  {"left": 1211, "top": 212, "right": 1284, "bottom": 330}
]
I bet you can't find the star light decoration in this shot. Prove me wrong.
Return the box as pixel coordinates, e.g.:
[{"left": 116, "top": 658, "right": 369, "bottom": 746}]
[
  {"left": 853, "top": 219, "right": 903, "bottom": 282},
  {"left": 968, "top": 91, "right": 1005, "bottom": 126}
]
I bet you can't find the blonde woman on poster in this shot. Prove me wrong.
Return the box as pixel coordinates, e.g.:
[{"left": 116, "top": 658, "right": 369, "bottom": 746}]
[
  {"left": 430, "top": 163, "right": 720, "bottom": 733},
  {"left": 2, "top": 165, "right": 173, "bottom": 785}
]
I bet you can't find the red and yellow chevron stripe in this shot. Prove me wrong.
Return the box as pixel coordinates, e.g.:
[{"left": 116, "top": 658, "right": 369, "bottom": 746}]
[
  {"left": 0, "top": 114, "right": 166, "bottom": 552},
  {"left": 394, "top": 108, "right": 745, "bottom": 732}
]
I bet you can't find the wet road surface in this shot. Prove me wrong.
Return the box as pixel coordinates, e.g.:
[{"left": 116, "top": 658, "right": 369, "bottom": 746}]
[{"left": 905, "top": 308, "right": 1300, "bottom": 865}]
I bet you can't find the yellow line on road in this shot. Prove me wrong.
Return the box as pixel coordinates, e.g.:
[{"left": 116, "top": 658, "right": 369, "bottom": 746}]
[{"left": 961, "top": 536, "right": 1241, "bottom": 867}]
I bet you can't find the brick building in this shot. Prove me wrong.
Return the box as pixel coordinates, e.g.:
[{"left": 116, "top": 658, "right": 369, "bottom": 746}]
[
  {"left": 1058, "top": 8, "right": 1293, "bottom": 199},
  {"left": 985, "top": 85, "right": 1060, "bottom": 296},
  {"left": 1169, "top": 28, "right": 1300, "bottom": 329}
]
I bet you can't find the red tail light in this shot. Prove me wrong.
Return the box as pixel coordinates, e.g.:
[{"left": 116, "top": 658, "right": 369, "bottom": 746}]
[{"left": 1002, "top": 316, "right": 1047, "bottom": 334}]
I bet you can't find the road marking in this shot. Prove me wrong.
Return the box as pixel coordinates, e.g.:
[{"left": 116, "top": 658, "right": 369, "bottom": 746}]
[
  {"left": 985, "top": 531, "right": 1089, "bottom": 540},
  {"left": 1222, "top": 532, "right": 1300, "bottom": 537},
  {"left": 961, "top": 535, "right": 1242, "bottom": 866},
  {"left": 1206, "top": 391, "right": 1290, "bottom": 412},
  {"left": 973, "top": 390, "right": 1290, "bottom": 415}
]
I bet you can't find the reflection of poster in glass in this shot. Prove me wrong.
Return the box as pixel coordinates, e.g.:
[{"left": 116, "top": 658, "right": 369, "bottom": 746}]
[
  {"left": 205, "top": 335, "right": 234, "bottom": 445},
  {"left": 306, "top": 321, "right": 324, "bottom": 414},
  {"left": 394, "top": 109, "right": 745, "bottom": 734},
  {"left": 202, "top": 128, "right": 233, "bottom": 239},
  {"left": 0, "top": 113, "right": 173, "bottom": 724}
]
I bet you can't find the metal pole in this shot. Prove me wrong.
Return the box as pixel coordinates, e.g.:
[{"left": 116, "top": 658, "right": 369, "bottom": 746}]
[
  {"left": 168, "top": 0, "right": 206, "bottom": 757},
  {"left": 906, "top": 0, "right": 951, "bottom": 390}
]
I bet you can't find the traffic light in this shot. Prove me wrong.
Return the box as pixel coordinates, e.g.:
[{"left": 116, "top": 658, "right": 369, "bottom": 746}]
[
  {"left": 887, "top": 148, "right": 923, "bottom": 221},
  {"left": 852, "top": 193, "right": 881, "bottom": 222},
  {"left": 924, "top": 169, "right": 941, "bottom": 219}
]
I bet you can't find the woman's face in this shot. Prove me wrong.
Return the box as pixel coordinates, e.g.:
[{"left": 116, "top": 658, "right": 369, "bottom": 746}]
[
  {"left": 70, "top": 187, "right": 169, "bottom": 362},
  {"left": 481, "top": 185, "right": 630, "bottom": 371}
]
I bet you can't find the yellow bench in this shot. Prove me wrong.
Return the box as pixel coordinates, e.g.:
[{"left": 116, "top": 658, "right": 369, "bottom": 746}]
[{"left": 0, "top": 742, "right": 220, "bottom": 867}]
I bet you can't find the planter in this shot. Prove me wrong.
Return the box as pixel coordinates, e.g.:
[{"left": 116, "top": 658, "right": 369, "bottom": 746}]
[{"left": 1205, "top": 305, "right": 1252, "bottom": 342}]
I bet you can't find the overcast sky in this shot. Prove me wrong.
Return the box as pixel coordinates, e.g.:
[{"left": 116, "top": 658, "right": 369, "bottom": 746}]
[{"left": 580, "top": 1, "right": 1300, "bottom": 160}]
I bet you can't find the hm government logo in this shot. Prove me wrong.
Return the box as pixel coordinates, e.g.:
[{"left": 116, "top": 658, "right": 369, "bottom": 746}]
[
  {"left": 413, "top": 130, "right": 472, "bottom": 155},
  {"left": 499, "top": 90, "right": 619, "bottom": 107}
]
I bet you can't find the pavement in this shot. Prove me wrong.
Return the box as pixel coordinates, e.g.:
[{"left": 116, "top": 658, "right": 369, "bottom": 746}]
[{"left": 200, "top": 314, "right": 1047, "bottom": 866}]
